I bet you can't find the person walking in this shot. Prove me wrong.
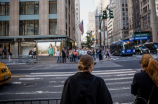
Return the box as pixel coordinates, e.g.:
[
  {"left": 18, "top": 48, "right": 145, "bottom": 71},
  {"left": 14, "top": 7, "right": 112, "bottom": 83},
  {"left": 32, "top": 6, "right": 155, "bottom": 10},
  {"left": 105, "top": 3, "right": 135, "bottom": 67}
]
[
  {"left": 77, "top": 48, "right": 82, "bottom": 59},
  {"left": 62, "top": 48, "right": 66, "bottom": 63},
  {"left": 87, "top": 49, "right": 91, "bottom": 56},
  {"left": 69, "top": 50, "right": 73, "bottom": 62},
  {"left": 106, "top": 48, "right": 111, "bottom": 59},
  {"left": 56, "top": 49, "right": 61, "bottom": 63},
  {"left": 73, "top": 49, "right": 78, "bottom": 63},
  {"left": 99, "top": 48, "right": 102, "bottom": 60},
  {"left": 91, "top": 49, "right": 95, "bottom": 61},
  {"left": 131, "top": 54, "right": 158, "bottom": 104},
  {"left": 60, "top": 55, "right": 113, "bottom": 104}
]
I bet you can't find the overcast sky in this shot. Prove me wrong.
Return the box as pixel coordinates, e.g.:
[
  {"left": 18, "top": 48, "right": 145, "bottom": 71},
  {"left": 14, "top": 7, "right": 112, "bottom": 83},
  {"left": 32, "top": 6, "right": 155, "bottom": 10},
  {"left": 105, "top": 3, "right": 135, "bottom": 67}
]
[{"left": 80, "top": 0, "right": 101, "bottom": 39}]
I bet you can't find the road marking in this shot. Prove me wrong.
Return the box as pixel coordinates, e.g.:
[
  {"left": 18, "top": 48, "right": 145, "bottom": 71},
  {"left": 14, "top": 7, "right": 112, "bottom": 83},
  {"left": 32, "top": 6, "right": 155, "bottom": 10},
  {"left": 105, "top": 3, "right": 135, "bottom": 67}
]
[
  {"left": 109, "top": 86, "right": 130, "bottom": 91},
  {"left": 0, "top": 91, "right": 62, "bottom": 95},
  {"left": 19, "top": 78, "right": 43, "bottom": 80},
  {"left": 26, "top": 71, "right": 136, "bottom": 77},
  {"left": 12, "top": 82, "right": 22, "bottom": 84},
  {"left": 106, "top": 81, "right": 132, "bottom": 85},
  {"left": 104, "top": 77, "right": 133, "bottom": 81},
  {"left": 11, "top": 75, "right": 25, "bottom": 77}
]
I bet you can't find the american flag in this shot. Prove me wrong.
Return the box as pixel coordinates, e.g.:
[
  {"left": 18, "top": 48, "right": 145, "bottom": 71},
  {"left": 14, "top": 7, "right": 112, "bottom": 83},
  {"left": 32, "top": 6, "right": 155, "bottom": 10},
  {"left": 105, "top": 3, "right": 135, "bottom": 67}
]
[{"left": 79, "top": 20, "right": 84, "bottom": 35}]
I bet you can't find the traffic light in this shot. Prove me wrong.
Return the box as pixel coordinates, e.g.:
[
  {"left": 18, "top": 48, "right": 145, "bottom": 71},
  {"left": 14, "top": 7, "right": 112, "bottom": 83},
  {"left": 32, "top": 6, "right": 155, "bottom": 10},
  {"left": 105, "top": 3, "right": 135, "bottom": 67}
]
[
  {"left": 109, "top": 9, "right": 114, "bottom": 19},
  {"left": 102, "top": 10, "right": 107, "bottom": 19}
]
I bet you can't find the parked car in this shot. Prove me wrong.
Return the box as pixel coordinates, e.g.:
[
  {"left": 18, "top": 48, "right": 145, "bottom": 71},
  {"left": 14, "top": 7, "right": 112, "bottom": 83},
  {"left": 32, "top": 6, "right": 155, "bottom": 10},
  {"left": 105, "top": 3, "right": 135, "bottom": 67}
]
[
  {"left": 135, "top": 45, "right": 150, "bottom": 55},
  {"left": 0, "top": 62, "right": 11, "bottom": 85},
  {"left": 144, "top": 42, "right": 158, "bottom": 54}
]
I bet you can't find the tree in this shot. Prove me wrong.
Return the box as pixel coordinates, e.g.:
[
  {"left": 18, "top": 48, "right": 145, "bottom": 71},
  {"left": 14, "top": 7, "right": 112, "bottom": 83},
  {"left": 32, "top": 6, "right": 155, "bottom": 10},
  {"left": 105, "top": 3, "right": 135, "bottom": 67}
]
[{"left": 86, "top": 33, "right": 92, "bottom": 48}]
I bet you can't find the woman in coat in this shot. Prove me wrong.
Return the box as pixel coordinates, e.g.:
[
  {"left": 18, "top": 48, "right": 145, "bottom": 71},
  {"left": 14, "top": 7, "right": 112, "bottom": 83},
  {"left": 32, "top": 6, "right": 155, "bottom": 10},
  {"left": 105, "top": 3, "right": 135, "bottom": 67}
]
[
  {"left": 60, "top": 55, "right": 113, "bottom": 104},
  {"left": 131, "top": 54, "right": 158, "bottom": 104}
]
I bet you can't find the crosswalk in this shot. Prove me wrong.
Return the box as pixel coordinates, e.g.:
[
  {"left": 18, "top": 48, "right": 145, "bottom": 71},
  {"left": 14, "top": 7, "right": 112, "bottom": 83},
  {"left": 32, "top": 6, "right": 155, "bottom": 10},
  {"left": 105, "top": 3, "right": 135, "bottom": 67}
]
[{"left": 1, "top": 69, "right": 138, "bottom": 104}]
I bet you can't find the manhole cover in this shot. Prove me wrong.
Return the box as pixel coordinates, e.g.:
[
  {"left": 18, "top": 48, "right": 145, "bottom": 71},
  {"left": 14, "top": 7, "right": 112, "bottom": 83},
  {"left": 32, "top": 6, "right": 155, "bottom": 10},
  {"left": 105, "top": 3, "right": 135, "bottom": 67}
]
[{"left": 24, "top": 82, "right": 37, "bottom": 87}]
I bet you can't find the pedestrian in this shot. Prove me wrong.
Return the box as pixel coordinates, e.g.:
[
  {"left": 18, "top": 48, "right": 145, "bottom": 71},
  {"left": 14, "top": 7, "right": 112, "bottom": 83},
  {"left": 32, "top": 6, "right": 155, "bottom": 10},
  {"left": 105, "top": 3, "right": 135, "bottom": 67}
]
[
  {"left": 99, "top": 48, "right": 102, "bottom": 60},
  {"left": 81, "top": 49, "right": 85, "bottom": 56},
  {"left": 91, "top": 49, "right": 95, "bottom": 61},
  {"left": 106, "top": 48, "right": 111, "bottom": 59},
  {"left": 56, "top": 49, "right": 61, "bottom": 63},
  {"left": 66, "top": 49, "right": 69, "bottom": 59},
  {"left": 60, "top": 55, "right": 113, "bottom": 104},
  {"left": 77, "top": 48, "right": 82, "bottom": 59},
  {"left": 29, "top": 50, "right": 33, "bottom": 59},
  {"left": 62, "top": 48, "right": 66, "bottom": 63},
  {"left": 84, "top": 48, "right": 87, "bottom": 55},
  {"left": 87, "top": 49, "right": 91, "bottom": 56},
  {"left": 131, "top": 54, "right": 158, "bottom": 104},
  {"left": 73, "top": 49, "right": 78, "bottom": 63},
  {"left": 69, "top": 50, "right": 73, "bottom": 62}
]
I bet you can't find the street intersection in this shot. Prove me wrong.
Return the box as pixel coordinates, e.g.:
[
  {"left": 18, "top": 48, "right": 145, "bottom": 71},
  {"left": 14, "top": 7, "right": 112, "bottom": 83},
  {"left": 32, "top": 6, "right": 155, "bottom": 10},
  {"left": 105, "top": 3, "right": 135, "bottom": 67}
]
[{"left": 0, "top": 54, "right": 158, "bottom": 104}]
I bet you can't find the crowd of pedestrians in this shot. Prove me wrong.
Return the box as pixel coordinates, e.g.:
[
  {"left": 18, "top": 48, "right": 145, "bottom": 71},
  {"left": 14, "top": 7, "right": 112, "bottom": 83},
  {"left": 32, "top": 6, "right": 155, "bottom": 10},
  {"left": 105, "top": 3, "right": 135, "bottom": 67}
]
[{"left": 56, "top": 47, "right": 111, "bottom": 63}]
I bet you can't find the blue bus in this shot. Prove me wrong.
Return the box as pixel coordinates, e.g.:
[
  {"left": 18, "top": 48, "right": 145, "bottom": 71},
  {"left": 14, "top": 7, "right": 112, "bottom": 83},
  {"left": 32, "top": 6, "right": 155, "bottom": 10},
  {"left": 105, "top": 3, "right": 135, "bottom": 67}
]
[{"left": 110, "top": 40, "right": 135, "bottom": 56}]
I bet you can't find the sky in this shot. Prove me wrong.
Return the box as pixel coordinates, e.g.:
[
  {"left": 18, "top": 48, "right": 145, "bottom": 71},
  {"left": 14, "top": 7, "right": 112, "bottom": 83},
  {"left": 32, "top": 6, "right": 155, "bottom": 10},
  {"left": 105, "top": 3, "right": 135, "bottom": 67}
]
[{"left": 80, "top": 0, "right": 101, "bottom": 40}]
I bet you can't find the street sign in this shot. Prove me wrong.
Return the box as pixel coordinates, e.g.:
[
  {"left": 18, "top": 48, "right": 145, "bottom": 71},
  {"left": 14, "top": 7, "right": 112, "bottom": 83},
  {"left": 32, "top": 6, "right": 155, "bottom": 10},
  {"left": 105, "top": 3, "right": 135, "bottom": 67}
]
[{"left": 101, "top": 29, "right": 104, "bottom": 31}]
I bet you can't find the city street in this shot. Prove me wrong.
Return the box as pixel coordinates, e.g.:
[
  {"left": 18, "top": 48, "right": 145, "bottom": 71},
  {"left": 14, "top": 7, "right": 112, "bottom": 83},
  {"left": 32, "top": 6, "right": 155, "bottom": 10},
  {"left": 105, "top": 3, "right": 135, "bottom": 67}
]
[{"left": 1, "top": 54, "right": 158, "bottom": 104}]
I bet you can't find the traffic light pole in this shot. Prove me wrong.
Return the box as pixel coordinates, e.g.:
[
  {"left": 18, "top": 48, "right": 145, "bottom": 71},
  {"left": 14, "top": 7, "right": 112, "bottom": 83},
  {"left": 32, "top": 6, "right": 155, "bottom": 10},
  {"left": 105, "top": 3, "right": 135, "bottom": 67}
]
[{"left": 95, "top": 15, "right": 102, "bottom": 48}]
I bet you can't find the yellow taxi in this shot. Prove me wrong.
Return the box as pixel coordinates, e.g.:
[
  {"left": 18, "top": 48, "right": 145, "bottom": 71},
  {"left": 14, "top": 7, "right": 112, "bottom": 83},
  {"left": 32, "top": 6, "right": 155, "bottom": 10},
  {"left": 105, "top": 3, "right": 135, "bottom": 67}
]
[{"left": 0, "top": 62, "right": 11, "bottom": 85}]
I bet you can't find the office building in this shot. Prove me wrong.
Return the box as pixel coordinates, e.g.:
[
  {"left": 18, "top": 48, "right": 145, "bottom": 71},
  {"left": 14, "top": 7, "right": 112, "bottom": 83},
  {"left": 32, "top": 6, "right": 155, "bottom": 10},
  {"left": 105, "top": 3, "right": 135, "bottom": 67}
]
[{"left": 0, "top": 0, "right": 75, "bottom": 57}]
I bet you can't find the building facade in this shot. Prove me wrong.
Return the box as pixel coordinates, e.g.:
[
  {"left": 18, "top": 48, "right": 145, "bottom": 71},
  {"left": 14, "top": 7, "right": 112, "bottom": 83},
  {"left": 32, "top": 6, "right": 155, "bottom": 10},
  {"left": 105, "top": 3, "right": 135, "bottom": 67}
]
[
  {"left": 75, "top": 0, "right": 81, "bottom": 48},
  {"left": 112, "top": 0, "right": 129, "bottom": 44},
  {"left": 0, "top": 0, "right": 75, "bottom": 58},
  {"left": 95, "top": 1, "right": 102, "bottom": 47},
  {"left": 128, "top": 0, "right": 134, "bottom": 38},
  {"left": 139, "top": 0, "right": 158, "bottom": 42}
]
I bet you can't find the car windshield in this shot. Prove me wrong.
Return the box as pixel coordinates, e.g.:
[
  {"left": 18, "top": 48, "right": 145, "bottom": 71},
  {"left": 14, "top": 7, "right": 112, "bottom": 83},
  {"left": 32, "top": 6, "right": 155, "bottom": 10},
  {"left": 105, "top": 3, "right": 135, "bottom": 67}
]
[{"left": 139, "top": 46, "right": 146, "bottom": 49}]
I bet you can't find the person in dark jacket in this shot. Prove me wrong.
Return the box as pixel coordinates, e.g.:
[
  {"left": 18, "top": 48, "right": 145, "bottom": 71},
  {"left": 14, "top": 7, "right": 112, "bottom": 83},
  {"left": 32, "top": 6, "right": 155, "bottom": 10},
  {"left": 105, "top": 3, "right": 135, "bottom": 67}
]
[
  {"left": 99, "top": 48, "right": 102, "bottom": 60},
  {"left": 60, "top": 55, "right": 113, "bottom": 104},
  {"left": 62, "top": 48, "right": 66, "bottom": 63},
  {"left": 131, "top": 54, "right": 158, "bottom": 104}
]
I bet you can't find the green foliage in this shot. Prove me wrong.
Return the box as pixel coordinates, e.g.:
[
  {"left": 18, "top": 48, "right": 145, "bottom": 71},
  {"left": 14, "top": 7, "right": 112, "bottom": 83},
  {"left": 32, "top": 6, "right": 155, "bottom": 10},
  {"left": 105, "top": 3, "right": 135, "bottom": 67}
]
[{"left": 85, "top": 33, "right": 92, "bottom": 48}]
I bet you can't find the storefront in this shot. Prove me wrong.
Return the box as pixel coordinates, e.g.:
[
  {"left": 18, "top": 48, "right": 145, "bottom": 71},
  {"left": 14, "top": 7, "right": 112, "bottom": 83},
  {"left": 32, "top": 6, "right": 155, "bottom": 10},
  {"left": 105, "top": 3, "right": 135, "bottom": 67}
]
[
  {"left": 0, "top": 35, "right": 75, "bottom": 59},
  {"left": 129, "top": 32, "right": 150, "bottom": 46}
]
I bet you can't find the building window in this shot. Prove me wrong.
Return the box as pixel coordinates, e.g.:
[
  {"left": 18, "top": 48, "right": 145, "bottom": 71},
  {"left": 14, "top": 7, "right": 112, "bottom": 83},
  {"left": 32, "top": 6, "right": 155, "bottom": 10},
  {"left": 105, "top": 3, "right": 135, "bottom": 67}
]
[
  {"left": 49, "top": 1, "right": 57, "bottom": 14},
  {"left": 143, "top": 14, "right": 150, "bottom": 29},
  {"left": 122, "top": 8, "right": 124, "bottom": 11},
  {"left": 122, "top": 4, "right": 124, "bottom": 7},
  {"left": 0, "top": 21, "right": 9, "bottom": 36},
  {"left": 49, "top": 19, "right": 57, "bottom": 35},
  {"left": 0, "top": 2, "right": 9, "bottom": 15},
  {"left": 20, "top": 20, "right": 39, "bottom": 35},
  {"left": 20, "top": 2, "right": 39, "bottom": 15}
]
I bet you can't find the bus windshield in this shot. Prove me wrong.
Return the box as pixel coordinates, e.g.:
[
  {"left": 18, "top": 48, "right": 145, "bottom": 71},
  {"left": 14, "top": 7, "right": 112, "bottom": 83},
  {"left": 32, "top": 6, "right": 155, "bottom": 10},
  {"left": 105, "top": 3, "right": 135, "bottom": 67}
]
[
  {"left": 154, "top": 43, "right": 158, "bottom": 48},
  {"left": 123, "top": 43, "right": 134, "bottom": 50}
]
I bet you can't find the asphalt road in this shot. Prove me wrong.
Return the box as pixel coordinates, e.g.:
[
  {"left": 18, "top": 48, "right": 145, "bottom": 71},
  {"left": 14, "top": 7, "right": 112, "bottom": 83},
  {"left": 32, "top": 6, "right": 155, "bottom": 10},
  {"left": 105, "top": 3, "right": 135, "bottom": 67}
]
[{"left": 0, "top": 55, "right": 158, "bottom": 104}]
